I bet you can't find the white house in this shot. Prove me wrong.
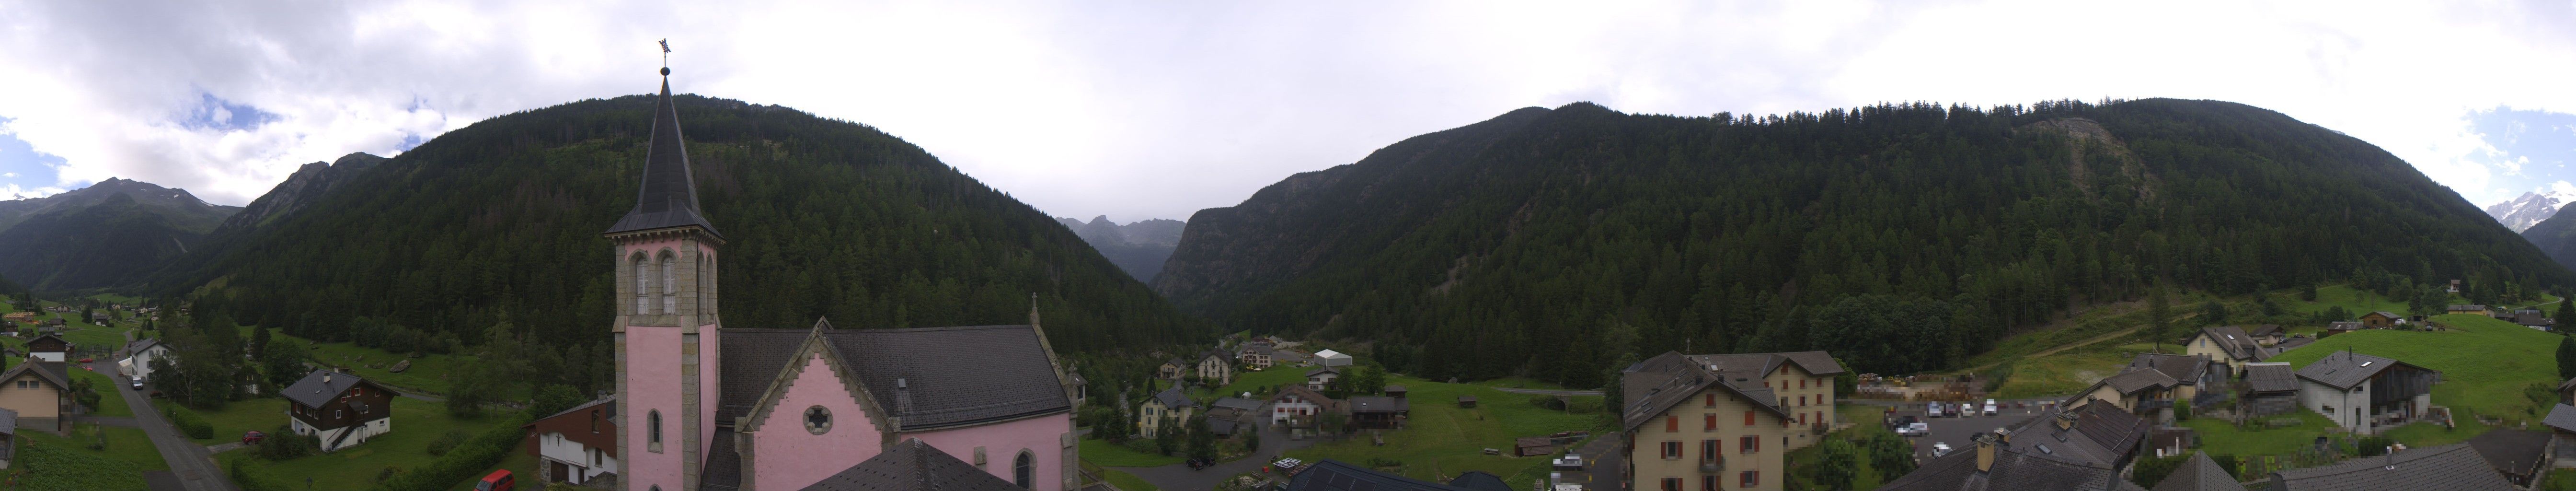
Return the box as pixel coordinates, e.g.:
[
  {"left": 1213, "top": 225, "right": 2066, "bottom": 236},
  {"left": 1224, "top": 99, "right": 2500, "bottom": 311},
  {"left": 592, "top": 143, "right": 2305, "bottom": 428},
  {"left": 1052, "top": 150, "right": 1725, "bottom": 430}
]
[
  {"left": 283, "top": 370, "right": 397, "bottom": 452},
  {"left": 1315, "top": 349, "right": 1352, "bottom": 367},
  {"left": 118, "top": 339, "right": 172, "bottom": 381},
  {"left": 2295, "top": 351, "right": 2439, "bottom": 435},
  {"left": 522, "top": 397, "right": 618, "bottom": 485},
  {"left": 1305, "top": 366, "right": 1343, "bottom": 391}
]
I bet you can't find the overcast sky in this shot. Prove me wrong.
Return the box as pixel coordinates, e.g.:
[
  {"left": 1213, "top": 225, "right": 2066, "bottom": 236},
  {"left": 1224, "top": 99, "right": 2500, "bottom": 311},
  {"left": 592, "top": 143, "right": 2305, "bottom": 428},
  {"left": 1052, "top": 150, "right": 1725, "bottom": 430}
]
[{"left": 2, "top": 0, "right": 2573, "bottom": 222}]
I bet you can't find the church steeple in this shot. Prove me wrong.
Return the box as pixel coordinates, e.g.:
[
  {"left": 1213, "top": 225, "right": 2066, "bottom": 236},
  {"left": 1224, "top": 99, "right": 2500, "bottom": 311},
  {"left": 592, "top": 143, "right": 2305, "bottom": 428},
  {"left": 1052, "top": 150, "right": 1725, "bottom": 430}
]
[{"left": 605, "top": 66, "right": 722, "bottom": 239}]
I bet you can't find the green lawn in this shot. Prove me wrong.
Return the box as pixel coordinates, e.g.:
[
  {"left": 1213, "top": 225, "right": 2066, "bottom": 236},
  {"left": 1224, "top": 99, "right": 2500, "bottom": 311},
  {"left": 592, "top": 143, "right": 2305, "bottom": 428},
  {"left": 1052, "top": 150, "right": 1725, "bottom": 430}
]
[
  {"left": 2179, "top": 411, "right": 2339, "bottom": 457},
  {"left": 70, "top": 366, "right": 134, "bottom": 417},
  {"left": 23, "top": 421, "right": 169, "bottom": 470},
  {"left": 2288, "top": 284, "right": 2412, "bottom": 317},
  {"left": 2267, "top": 314, "right": 2561, "bottom": 423},
  {"left": 1209, "top": 366, "right": 1312, "bottom": 401},
  {"left": 13, "top": 437, "right": 154, "bottom": 491},
  {"left": 1102, "top": 469, "right": 1162, "bottom": 491},
  {"left": 1468, "top": 377, "right": 1570, "bottom": 391},
  {"left": 1281, "top": 374, "right": 1603, "bottom": 487},
  {"left": 177, "top": 397, "right": 291, "bottom": 444},
  {"left": 218, "top": 397, "right": 511, "bottom": 491},
  {"left": 1990, "top": 349, "right": 2134, "bottom": 399},
  {"left": 278, "top": 327, "right": 488, "bottom": 398},
  {"left": 2547, "top": 469, "right": 2576, "bottom": 491},
  {"left": 1081, "top": 436, "right": 1187, "bottom": 467}
]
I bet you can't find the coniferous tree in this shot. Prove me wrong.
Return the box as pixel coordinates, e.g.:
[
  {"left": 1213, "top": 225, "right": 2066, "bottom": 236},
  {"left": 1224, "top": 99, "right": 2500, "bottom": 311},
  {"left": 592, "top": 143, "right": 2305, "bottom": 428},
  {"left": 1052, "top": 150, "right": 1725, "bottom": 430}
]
[
  {"left": 2557, "top": 335, "right": 2576, "bottom": 381},
  {"left": 2149, "top": 287, "right": 2173, "bottom": 352}
]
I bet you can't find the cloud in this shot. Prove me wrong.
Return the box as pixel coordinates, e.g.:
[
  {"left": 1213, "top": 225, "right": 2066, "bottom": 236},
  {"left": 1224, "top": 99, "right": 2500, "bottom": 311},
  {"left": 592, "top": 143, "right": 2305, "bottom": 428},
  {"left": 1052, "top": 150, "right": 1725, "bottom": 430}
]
[{"left": 0, "top": 0, "right": 2572, "bottom": 219}]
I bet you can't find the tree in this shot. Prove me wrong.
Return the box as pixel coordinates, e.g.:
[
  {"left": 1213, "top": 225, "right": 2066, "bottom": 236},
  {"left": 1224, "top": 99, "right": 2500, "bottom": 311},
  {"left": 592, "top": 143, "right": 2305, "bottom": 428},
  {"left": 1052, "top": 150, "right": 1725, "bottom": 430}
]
[
  {"left": 1863, "top": 433, "right": 1916, "bottom": 477},
  {"left": 1154, "top": 415, "right": 1180, "bottom": 456},
  {"left": 1243, "top": 430, "right": 1261, "bottom": 453},
  {"left": 1811, "top": 438, "right": 1858, "bottom": 490},
  {"left": 2557, "top": 335, "right": 2576, "bottom": 381},
  {"left": 1185, "top": 416, "right": 1216, "bottom": 461},
  {"left": 2149, "top": 287, "right": 2174, "bottom": 352},
  {"left": 259, "top": 338, "right": 312, "bottom": 389},
  {"left": 529, "top": 385, "right": 587, "bottom": 418},
  {"left": 2556, "top": 299, "right": 2573, "bottom": 328},
  {"left": 2197, "top": 301, "right": 2227, "bottom": 327},
  {"left": 250, "top": 325, "right": 272, "bottom": 360},
  {"left": 1353, "top": 366, "right": 1387, "bottom": 396}
]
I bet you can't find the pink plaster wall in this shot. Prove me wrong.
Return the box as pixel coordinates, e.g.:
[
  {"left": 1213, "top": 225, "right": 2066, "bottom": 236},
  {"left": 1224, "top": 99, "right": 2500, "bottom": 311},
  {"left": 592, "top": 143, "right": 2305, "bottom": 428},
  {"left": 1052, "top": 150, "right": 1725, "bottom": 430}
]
[
  {"left": 910, "top": 413, "right": 1073, "bottom": 491},
  {"left": 749, "top": 353, "right": 886, "bottom": 491},
  {"left": 623, "top": 324, "right": 685, "bottom": 491}
]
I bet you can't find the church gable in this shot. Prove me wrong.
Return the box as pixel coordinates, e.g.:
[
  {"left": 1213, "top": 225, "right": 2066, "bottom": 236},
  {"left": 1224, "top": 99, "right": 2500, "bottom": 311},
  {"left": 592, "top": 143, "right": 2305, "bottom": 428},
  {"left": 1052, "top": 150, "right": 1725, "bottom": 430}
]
[{"left": 740, "top": 320, "right": 892, "bottom": 434}]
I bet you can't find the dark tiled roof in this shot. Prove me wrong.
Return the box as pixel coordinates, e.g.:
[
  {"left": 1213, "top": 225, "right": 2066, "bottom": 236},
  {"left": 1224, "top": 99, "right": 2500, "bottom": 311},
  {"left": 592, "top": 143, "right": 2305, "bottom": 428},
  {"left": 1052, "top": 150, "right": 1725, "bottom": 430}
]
[
  {"left": 1210, "top": 397, "right": 1263, "bottom": 412},
  {"left": 604, "top": 77, "right": 721, "bottom": 238},
  {"left": 1619, "top": 351, "right": 1788, "bottom": 431},
  {"left": 2447, "top": 304, "right": 2489, "bottom": 311},
  {"left": 703, "top": 428, "right": 742, "bottom": 490},
  {"left": 2197, "top": 327, "right": 2259, "bottom": 361},
  {"left": 2326, "top": 321, "right": 2361, "bottom": 331},
  {"left": 1305, "top": 366, "right": 1340, "bottom": 377},
  {"left": 2244, "top": 364, "right": 2298, "bottom": 393},
  {"left": 2102, "top": 369, "right": 2178, "bottom": 394},
  {"left": 1208, "top": 417, "right": 1243, "bottom": 436},
  {"left": 2265, "top": 443, "right": 2515, "bottom": 491},
  {"left": 797, "top": 438, "right": 1025, "bottom": 491},
  {"left": 24, "top": 334, "right": 67, "bottom": 351},
  {"left": 2128, "top": 353, "right": 2209, "bottom": 384},
  {"left": 2294, "top": 351, "right": 2435, "bottom": 390},
  {"left": 1448, "top": 471, "right": 1510, "bottom": 491},
  {"left": 720, "top": 324, "right": 1072, "bottom": 431},
  {"left": 2466, "top": 428, "right": 2550, "bottom": 479},
  {"left": 1152, "top": 387, "right": 1196, "bottom": 410},
  {"left": 2153, "top": 452, "right": 2245, "bottom": 491},
  {"left": 1384, "top": 385, "right": 1406, "bottom": 393},
  {"left": 1880, "top": 403, "right": 2149, "bottom": 491},
  {"left": 123, "top": 338, "right": 161, "bottom": 356},
  {"left": 2366, "top": 311, "right": 2401, "bottom": 320},
  {"left": 7, "top": 361, "right": 69, "bottom": 391},
  {"left": 1777, "top": 351, "right": 1848, "bottom": 375},
  {"left": 1287, "top": 459, "right": 1482, "bottom": 491},
  {"left": 2544, "top": 404, "right": 2576, "bottom": 434},
  {"left": 1349, "top": 396, "right": 1408, "bottom": 413},
  {"left": 536, "top": 396, "right": 619, "bottom": 423},
  {"left": 281, "top": 369, "right": 382, "bottom": 409},
  {"left": 2248, "top": 325, "right": 2284, "bottom": 337}
]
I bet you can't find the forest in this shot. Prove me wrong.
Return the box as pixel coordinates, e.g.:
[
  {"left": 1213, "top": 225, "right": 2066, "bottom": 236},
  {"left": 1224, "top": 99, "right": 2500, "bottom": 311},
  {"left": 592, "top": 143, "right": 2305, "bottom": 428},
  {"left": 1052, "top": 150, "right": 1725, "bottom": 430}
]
[
  {"left": 145, "top": 93, "right": 1210, "bottom": 394},
  {"left": 1158, "top": 98, "right": 2573, "bottom": 387}
]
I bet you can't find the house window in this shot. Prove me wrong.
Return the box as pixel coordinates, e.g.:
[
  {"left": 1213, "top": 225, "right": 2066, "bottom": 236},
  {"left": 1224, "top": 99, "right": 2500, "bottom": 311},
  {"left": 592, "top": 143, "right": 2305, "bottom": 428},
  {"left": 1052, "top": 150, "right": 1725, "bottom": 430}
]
[
  {"left": 1799, "top": 396, "right": 1806, "bottom": 406},
  {"left": 1800, "top": 379, "right": 1807, "bottom": 389},
  {"left": 805, "top": 406, "right": 833, "bottom": 434},
  {"left": 1798, "top": 413, "right": 1806, "bottom": 425},
  {"left": 335, "top": 410, "right": 343, "bottom": 419},
  {"left": 1702, "top": 476, "right": 1717, "bottom": 491},
  {"left": 1740, "top": 471, "right": 1758, "bottom": 488},
  {"left": 1702, "top": 439, "right": 1719, "bottom": 459},
  {"left": 591, "top": 410, "right": 600, "bottom": 433},
  {"left": 1740, "top": 436, "right": 1759, "bottom": 453},
  {"left": 1660, "top": 478, "right": 1681, "bottom": 491},
  {"left": 1015, "top": 450, "right": 1036, "bottom": 489},
  {"left": 1661, "top": 441, "right": 1682, "bottom": 459}
]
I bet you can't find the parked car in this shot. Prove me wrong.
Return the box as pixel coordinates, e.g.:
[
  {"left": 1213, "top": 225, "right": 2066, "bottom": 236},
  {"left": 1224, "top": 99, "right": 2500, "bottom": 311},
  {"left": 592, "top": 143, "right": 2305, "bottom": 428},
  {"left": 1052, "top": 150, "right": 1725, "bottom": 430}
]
[
  {"left": 242, "top": 431, "right": 265, "bottom": 444},
  {"left": 1926, "top": 402, "right": 1943, "bottom": 418},
  {"left": 1898, "top": 422, "right": 1930, "bottom": 437},
  {"left": 1931, "top": 443, "right": 1955, "bottom": 457},
  {"left": 476, "top": 469, "right": 516, "bottom": 491},
  {"left": 78, "top": 357, "right": 92, "bottom": 363},
  {"left": 1983, "top": 399, "right": 1999, "bottom": 416},
  {"left": 131, "top": 378, "right": 144, "bottom": 390},
  {"left": 1554, "top": 454, "right": 1585, "bottom": 471}
]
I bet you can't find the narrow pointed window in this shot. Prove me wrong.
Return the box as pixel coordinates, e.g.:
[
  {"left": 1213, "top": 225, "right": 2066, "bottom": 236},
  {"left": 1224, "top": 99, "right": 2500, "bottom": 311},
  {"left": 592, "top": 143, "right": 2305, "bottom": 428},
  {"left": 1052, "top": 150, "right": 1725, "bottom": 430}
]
[
  {"left": 632, "top": 253, "right": 651, "bottom": 315},
  {"left": 660, "top": 252, "right": 678, "bottom": 314}
]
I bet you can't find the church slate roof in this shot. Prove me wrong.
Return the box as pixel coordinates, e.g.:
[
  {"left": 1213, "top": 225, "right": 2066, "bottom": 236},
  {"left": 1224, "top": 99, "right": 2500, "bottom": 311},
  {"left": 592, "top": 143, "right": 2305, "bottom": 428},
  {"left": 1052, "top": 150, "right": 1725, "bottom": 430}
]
[
  {"left": 604, "top": 76, "right": 721, "bottom": 238},
  {"left": 795, "top": 438, "right": 1025, "bottom": 491},
  {"left": 718, "top": 324, "right": 1072, "bottom": 432}
]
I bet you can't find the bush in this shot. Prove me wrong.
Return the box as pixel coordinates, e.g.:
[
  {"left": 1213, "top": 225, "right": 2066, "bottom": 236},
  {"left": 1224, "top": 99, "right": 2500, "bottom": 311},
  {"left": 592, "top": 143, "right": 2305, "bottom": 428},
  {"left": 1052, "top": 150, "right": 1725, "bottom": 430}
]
[
  {"left": 425, "top": 430, "right": 469, "bottom": 456},
  {"left": 1528, "top": 395, "right": 1566, "bottom": 410},
  {"left": 258, "top": 424, "right": 322, "bottom": 461},
  {"left": 2129, "top": 454, "right": 2191, "bottom": 489},
  {"left": 163, "top": 404, "right": 215, "bottom": 440},
  {"left": 376, "top": 465, "right": 403, "bottom": 482},
  {"left": 367, "top": 411, "right": 533, "bottom": 491}
]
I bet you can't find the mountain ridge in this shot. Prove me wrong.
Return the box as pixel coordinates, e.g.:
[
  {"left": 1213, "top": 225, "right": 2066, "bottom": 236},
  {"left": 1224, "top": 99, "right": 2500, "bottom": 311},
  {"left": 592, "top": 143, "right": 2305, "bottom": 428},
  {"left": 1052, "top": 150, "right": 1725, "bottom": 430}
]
[
  {"left": 1055, "top": 215, "right": 1184, "bottom": 281},
  {"left": 2486, "top": 190, "right": 2574, "bottom": 233}
]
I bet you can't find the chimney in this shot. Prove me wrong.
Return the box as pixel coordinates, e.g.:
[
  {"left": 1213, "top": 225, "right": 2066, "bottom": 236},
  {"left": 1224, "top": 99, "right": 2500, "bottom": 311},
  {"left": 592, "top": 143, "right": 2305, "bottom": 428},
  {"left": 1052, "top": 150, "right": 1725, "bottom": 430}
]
[
  {"left": 323, "top": 372, "right": 332, "bottom": 384},
  {"left": 1973, "top": 432, "right": 2000, "bottom": 473},
  {"left": 2055, "top": 410, "right": 2080, "bottom": 431}
]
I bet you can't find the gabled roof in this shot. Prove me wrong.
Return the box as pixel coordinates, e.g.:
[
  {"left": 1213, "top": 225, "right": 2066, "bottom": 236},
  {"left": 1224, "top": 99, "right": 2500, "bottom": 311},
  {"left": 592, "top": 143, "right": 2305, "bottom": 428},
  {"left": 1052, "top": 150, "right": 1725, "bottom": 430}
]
[
  {"left": 1286, "top": 459, "right": 1483, "bottom": 491},
  {"left": 2193, "top": 326, "right": 2259, "bottom": 361},
  {"left": 795, "top": 438, "right": 1025, "bottom": 491},
  {"left": 2294, "top": 351, "right": 2437, "bottom": 390},
  {"left": 2363, "top": 311, "right": 2401, "bottom": 319},
  {"left": 2126, "top": 353, "right": 2209, "bottom": 385},
  {"left": 2265, "top": 443, "right": 2515, "bottom": 491},
  {"left": 2465, "top": 428, "right": 2550, "bottom": 479},
  {"left": 0, "top": 361, "right": 68, "bottom": 392},
  {"left": 123, "top": 338, "right": 162, "bottom": 356},
  {"left": 532, "top": 396, "right": 619, "bottom": 424},
  {"left": 1619, "top": 351, "right": 1789, "bottom": 431},
  {"left": 603, "top": 74, "right": 721, "bottom": 238},
  {"left": 2326, "top": 321, "right": 2362, "bottom": 331},
  {"left": 1447, "top": 472, "right": 1510, "bottom": 491},
  {"left": 282, "top": 369, "right": 389, "bottom": 409},
  {"left": 2247, "top": 325, "right": 2284, "bottom": 337},
  {"left": 2543, "top": 404, "right": 2576, "bottom": 434},
  {"left": 717, "top": 323, "right": 1072, "bottom": 432},
  {"left": 2101, "top": 369, "right": 2179, "bottom": 395},
  {"left": 23, "top": 333, "right": 67, "bottom": 350},
  {"left": 1349, "top": 396, "right": 1407, "bottom": 413},
  {"left": 1151, "top": 386, "right": 1196, "bottom": 410},
  {"left": 1314, "top": 349, "right": 1349, "bottom": 360},
  {"left": 2152, "top": 452, "right": 2245, "bottom": 491},
  {"left": 1209, "top": 397, "right": 1262, "bottom": 412},
  {"left": 2257, "top": 337, "right": 2316, "bottom": 360},
  {"left": 2447, "top": 304, "right": 2490, "bottom": 311},
  {"left": 2244, "top": 363, "right": 2298, "bottom": 393},
  {"left": 1305, "top": 366, "right": 1341, "bottom": 377}
]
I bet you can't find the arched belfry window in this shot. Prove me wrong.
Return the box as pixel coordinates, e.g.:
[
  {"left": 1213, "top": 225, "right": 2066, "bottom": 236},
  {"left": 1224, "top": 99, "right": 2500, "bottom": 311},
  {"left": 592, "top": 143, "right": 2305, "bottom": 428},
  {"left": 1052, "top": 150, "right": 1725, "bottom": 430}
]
[
  {"left": 632, "top": 252, "right": 651, "bottom": 315},
  {"left": 700, "top": 254, "right": 715, "bottom": 314},
  {"left": 659, "top": 251, "right": 678, "bottom": 315},
  {"left": 1014, "top": 450, "right": 1035, "bottom": 489}
]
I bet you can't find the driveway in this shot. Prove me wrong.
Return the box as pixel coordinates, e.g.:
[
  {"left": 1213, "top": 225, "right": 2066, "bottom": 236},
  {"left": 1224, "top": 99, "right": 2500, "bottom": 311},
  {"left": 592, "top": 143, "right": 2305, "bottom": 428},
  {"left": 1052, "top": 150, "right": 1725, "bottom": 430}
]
[
  {"left": 1553, "top": 431, "right": 1625, "bottom": 491},
  {"left": 1110, "top": 422, "right": 1322, "bottom": 491},
  {"left": 1895, "top": 402, "right": 2053, "bottom": 459},
  {"left": 95, "top": 358, "right": 239, "bottom": 491}
]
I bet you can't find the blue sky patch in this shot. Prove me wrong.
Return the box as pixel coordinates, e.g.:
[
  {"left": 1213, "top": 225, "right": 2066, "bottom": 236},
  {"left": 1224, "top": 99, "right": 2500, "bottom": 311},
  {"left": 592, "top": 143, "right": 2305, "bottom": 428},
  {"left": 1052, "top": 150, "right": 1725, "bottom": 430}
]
[
  {"left": 0, "top": 116, "right": 75, "bottom": 199},
  {"left": 2470, "top": 106, "right": 2576, "bottom": 194},
  {"left": 180, "top": 91, "right": 278, "bottom": 132}
]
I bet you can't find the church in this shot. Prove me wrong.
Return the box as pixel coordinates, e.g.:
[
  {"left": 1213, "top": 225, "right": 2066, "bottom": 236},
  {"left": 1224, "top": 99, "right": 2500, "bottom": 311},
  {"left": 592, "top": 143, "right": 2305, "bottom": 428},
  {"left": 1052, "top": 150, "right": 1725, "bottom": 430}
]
[{"left": 606, "top": 67, "right": 1078, "bottom": 491}]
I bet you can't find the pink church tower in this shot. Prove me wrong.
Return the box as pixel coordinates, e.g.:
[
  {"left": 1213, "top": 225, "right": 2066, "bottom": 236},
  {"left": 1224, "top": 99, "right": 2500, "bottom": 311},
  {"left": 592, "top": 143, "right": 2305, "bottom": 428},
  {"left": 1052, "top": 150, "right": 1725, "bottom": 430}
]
[{"left": 606, "top": 66, "right": 725, "bottom": 491}]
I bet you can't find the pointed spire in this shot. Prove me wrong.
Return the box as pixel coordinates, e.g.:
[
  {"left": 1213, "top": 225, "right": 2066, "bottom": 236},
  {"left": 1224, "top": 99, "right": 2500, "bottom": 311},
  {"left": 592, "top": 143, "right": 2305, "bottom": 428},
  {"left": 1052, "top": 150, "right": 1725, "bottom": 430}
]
[{"left": 604, "top": 66, "right": 722, "bottom": 238}]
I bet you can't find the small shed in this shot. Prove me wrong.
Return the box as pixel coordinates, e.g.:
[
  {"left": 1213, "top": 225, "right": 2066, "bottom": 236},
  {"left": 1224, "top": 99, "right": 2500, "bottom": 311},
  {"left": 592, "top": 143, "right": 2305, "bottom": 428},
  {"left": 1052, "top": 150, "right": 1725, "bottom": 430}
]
[
  {"left": 1458, "top": 395, "right": 1477, "bottom": 408},
  {"left": 1385, "top": 385, "right": 1407, "bottom": 399},
  {"left": 1514, "top": 436, "right": 1554, "bottom": 456},
  {"left": 1315, "top": 349, "right": 1353, "bottom": 367}
]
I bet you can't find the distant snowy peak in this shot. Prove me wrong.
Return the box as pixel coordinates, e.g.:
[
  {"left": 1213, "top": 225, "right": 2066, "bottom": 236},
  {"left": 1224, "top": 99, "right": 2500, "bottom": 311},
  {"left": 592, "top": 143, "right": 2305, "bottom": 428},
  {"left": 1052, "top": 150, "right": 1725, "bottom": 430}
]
[{"left": 2489, "top": 190, "right": 2576, "bottom": 233}]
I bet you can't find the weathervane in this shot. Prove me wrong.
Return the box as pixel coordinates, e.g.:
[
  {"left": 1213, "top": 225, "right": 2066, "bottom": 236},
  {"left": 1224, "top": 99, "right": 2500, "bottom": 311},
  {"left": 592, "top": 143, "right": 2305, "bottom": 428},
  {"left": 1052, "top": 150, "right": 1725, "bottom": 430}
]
[{"left": 659, "top": 39, "right": 671, "bottom": 76}]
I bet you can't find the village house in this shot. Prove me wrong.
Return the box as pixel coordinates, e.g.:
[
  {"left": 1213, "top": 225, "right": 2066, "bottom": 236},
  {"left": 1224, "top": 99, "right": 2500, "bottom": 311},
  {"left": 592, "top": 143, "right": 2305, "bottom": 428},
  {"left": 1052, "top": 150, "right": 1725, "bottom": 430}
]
[
  {"left": 1238, "top": 346, "right": 1273, "bottom": 371},
  {"left": 24, "top": 334, "right": 69, "bottom": 362},
  {"left": 0, "top": 362, "right": 69, "bottom": 432},
  {"left": 2182, "top": 326, "right": 2263, "bottom": 374},
  {"left": 2359, "top": 311, "right": 2403, "bottom": 328},
  {"left": 601, "top": 72, "right": 1082, "bottom": 491},
  {"left": 2295, "top": 351, "right": 2438, "bottom": 435},
  {"left": 1137, "top": 386, "right": 1196, "bottom": 439},
  {"left": 1305, "top": 365, "right": 1343, "bottom": 391},
  {"left": 2150, "top": 452, "right": 2242, "bottom": 491},
  {"left": 119, "top": 338, "right": 171, "bottom": 382},
  {"left": 1159, "top": 358, "right": 1188, "bottom": 380},
  {"left": 1347, "top": 396, "right": 1406, "bottom": 430},
  {"left": 1876, "top": 403, "right": 2149, "bottom": 491},
  {"left": 2506, "top": 309, "right": 2557, "bottom": 330},
  {"left": 2448, "top": 304, "right": 2495, "bottom": 316},
  {"left": 2247, "top": 325, "right": 2285, "bottom": 345},
  {"left": 1285, "top": 459, "right": 1520, "bottom": 491},
  {"left": 1269, "top": 384, "right": 1339, "bottom": 433},
  {"left": 1618, "top": 350, "right": 1844, "bottom": 491},
  {"left": 524, "top": 396, "right": 620, "bottom": 485},
  {"left": 2465, "top": 428, "right": 2552, "bottom": 488},
  {"left": 2063, "top": 352, "right": 2223, "bottom": 422},
  {"left": 1196, "top": 351, "right": 1233, "bottom": 386},
  {"left": 88, "top": 311, "right": 110, "bottom": 324},
  {"left": 2543, "top": 403, "right": 2576, "bottom": 468},
  {"left": 2242, "top": 362, "right": 2301, "bottom": 416},
  {"left": 2255, "top": 336, "right": 2316, "bottom": 360},
  {"left": 284, "top": 369, "right": 398, "bottom": 452},
  {"left": 2263, "top": 443, "right": 2515, "bottom": 491},
  {"left": 0, "top": 312, "right": 31, "bottom": 326},
  {"left": 1205, "top": 397, "right": 1263, "bottom": 438}
]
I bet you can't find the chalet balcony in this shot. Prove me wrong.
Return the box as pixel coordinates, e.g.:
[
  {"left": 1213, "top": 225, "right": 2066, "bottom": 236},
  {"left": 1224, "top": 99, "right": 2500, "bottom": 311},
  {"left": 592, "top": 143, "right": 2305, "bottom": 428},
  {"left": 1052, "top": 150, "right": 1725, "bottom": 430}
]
[{"left": 1700, "top": 456, "right": 1724, "bottom": 474}]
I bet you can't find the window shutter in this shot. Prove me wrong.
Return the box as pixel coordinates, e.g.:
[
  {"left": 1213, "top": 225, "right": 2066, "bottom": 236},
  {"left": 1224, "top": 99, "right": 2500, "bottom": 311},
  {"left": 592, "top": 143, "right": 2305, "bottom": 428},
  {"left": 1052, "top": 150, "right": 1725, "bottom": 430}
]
[
  {"left": 1703, "top": 414, "right": 1714, "bottom": 431},
  {"left": 1667, "top": 415, "right": 1678, "bottom": 433},
  {"left": 1743, "top": 410, "right": 1755, "bottom": 426}
]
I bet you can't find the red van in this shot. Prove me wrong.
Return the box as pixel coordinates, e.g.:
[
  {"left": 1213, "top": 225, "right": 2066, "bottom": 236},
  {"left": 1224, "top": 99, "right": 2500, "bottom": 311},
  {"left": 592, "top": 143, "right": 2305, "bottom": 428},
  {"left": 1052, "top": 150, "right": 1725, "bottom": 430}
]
[{"left": 476, "top": 470, "right": 514, "bottom": 491}]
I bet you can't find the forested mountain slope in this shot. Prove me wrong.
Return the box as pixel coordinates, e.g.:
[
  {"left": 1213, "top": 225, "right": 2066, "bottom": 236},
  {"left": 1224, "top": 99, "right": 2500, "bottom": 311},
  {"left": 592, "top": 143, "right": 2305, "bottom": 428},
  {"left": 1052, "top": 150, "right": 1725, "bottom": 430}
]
[
  {"left": 0, "top": 178, "right": 239, "bottom": 291},
  {"left": 215, "top": 152, "right": 386, "bottom": 233},
  {"left": 1158, "top": 98, "right": 2570, "bottom": 385},
  {"left": 154, "top": 93, "right": 1207, "bottom": 354},
  {"left": 2518, "top": 208, "right": 2576, "bottom": 271}
]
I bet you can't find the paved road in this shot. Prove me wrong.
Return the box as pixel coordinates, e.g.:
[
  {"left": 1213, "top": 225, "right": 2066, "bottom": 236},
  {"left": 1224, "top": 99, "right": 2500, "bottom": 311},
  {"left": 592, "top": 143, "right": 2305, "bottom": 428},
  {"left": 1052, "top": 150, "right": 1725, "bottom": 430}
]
[
  {"left": 1495, "top": 387, "right": 1604, "bottom": 397},
  {"left": 1893, "top": 404, "right": 2052, "bottom": 460},
  {"left": 1554, "top": 431, "right": 1625, "bottom": 491},
  {"left": 94, "top": 358, "right": 239, "bottom": 491},
  {"left": 1111, "top": 422, "right": 1322, "bottom": 491}
]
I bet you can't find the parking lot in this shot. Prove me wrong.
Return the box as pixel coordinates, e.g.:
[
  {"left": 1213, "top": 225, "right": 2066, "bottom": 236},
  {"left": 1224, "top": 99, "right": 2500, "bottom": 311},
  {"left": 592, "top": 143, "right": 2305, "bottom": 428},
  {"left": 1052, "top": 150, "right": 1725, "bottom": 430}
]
[{"left": 1886, "top": 399, "right": 2057, "bottom": 458}]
